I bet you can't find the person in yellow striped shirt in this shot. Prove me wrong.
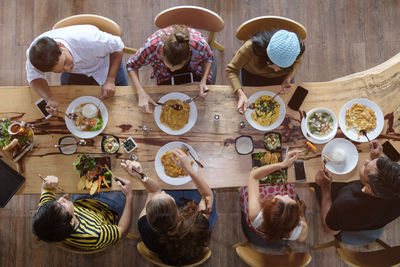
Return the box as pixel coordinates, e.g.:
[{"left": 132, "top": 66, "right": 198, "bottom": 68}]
[{"left": 32, "top": 175, "right": 133, "bottom": 250}]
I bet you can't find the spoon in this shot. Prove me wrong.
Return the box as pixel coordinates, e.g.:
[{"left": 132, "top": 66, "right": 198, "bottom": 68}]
[
  {"left": 360, "top": 129, "right": 371, "bottom": 142},
  {"left": 156, "top": 101, "right": 183, "bottom": 111},
  {"left": 183, "top": 89, "right": 210, "bottom": 104},
  {"left": 54, "top": 139, "right": 87, "bottom": 148}
]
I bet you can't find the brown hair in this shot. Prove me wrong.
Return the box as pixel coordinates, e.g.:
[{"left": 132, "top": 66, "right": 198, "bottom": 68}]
[
  {"left": 159, "top": 201, "right": 211, "bottom": 265},
  {"left": 146, "top": 197, "right": 178, "bottom": 233},
  {"left": 162, "top": 25, "right": 191, "bottom": 66},
  {"left": 259, "top": 197, "right": 300, "bottom": 240}
]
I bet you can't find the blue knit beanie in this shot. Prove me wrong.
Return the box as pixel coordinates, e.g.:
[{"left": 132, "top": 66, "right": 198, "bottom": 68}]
[{"left": 266, "top": 30, "right": 300, "bottom": 68}]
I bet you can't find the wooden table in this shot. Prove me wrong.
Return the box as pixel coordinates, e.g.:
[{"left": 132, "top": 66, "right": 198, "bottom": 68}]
[{"left": 1, "top": 53, "right": 400, "bottom": 194}]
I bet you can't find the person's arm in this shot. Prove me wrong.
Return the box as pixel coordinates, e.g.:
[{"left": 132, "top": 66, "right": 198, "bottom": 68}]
[
  {"left": 295, "top": 200, "right": 308, "bottom": 242},
  {"left": 315, "top": 169, "right": 340, "bottom": 235},
  {"left": 100, "top": 50, "right": 123, "bottom": 99},
  {"left": 30, "top": 78, "right": 59, "bottom": 115},
  {"left": 114, "top": 177, "right": 133, "bottom": 237},
  {"left": 120, "top": 160, "right": 162, "bottom": 219},
  {"left": 280, "top": 56, "right": 303, "bottom": 93},
  {"left": 127, "top": 70, "right": 157, "bottom": 114},
  {"left": 369, "top": 140, "right": 383, "bottom": 160},
  {"left": 198, "top": 61, "right": 212, "bottom": 97}
]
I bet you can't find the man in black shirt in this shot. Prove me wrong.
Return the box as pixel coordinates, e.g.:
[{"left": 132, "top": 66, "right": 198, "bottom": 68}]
[{"left": 314, "top": 140, "right": 400, "bottom": 236}]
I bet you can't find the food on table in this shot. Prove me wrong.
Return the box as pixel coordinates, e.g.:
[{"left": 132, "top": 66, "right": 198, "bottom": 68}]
[
  {"left": 345, "top": 103, "right": 376, "bottom": 137},
  {"left": 73, "top": 154, "right": 111, "bottom": 194},
  {"left": 73, "top": 103, "right": 103, "bottom": 132},
  {"left": 263, "top": 132, "right": 281, "bottom": 150},
  {"left": 122, "top": 137, "right": 137, "bottom": 153},
  {"left": 161, "top": 149, "right": 193, "bottom": 177},
  {"left": 250, "top": 95, "right": 280, "bottom": 126},
  {"left": 252, "top": 151, "right": 286, "bottom": 184},
  {"left": 0, "top": 119, "right": 34, "bottom": 159},
  {"left": 306, "top": 141, "right": 317, "bottom": 152},
  {"left": 102, "top": 135, "right": 120, "bottom": 154},
  {"left": 332, "top": 148, "right": 346, "bottom": 162},
  {"left": 307, "top": 111, "right": 334, "bottom": 137},
  {"left": 235, "top": 136, "right": 254, "bottom": 155},
  {"left": 160, "top": 99, "right": 190, "bottom": 130}
]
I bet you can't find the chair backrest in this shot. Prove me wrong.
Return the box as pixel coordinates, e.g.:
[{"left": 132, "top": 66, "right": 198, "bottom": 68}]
[
  {"left": 136, "top": 241, "right": 212, "bottom": 267},
  {"left": 235, "top": 16, "right": 307, "bottom": 41},
  {"left": 235, "top": 242, "right": 312, "bottom": 267},
  {"left": 154, "top": 5, "right": 224, "bottom": 33},
  {"left": 52, "top": 14, "right": 122, "bottom": 37},
  {"left": 55, "top": 241, "right": 109, "bottom": 254},
  {"left": 337, "top": 246, "right": 400, "bottom": 267},
  {"left": 336, "top": 227, "right": 385, "bottom": 245}
]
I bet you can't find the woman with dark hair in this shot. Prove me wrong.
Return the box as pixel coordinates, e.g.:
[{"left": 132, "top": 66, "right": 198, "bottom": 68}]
[
  {"left": 121, "top": 149, "right": 216, "bottom": 265},
  {"left": 226, "top": 30, "right": 305, "bottom": 114},
  {"left": 126, "top": 25, "right": 215, "bottom": 113},
  {"left": 240, "top": 150, "right": 308, "bottom": 245}
]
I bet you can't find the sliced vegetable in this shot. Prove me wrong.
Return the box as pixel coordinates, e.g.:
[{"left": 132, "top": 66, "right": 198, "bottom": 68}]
[
  {"left": 78, "top": 175, "right": 87, "bottom": 191},
  {"left": 90, "top": 180, "right": 99, "bottom": 195},
  {"left": 306, "top": 141, "right": 317, "bottom": 152}
]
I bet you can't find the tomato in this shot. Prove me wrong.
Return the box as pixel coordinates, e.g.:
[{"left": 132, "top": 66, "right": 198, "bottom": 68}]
[{"left": 88, "top": 119, "right": 96, "bottom": 127}]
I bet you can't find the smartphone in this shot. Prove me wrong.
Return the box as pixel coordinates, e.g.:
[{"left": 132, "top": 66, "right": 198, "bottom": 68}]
[
  {"left": 294, "top": 160, "right": 307, "bottom": 182},
  {"left": 382, "top": 141, "right": 400, "bottom": 162},
  {"left": 35, "top": 98, "right": 52, "bottom": 119},
  {"left": 288, "top": 86, "right": 308, "bottom": 111},
  {"left": 171, "top": 73, "right": 194, "bottom": 85}
]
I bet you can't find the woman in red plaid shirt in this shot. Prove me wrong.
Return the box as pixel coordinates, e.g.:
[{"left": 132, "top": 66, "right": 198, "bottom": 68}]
[{"left": 126, "top": 25, "right": 214, "bottom": 113}]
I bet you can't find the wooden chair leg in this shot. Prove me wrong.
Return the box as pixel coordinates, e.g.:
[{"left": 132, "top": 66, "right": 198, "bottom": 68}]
[
  {"left": 211, "top": 40, "right": 224, "bottom": 51},
  {"left": 312, "top": 239, "right": 340, "bottom": 250}
]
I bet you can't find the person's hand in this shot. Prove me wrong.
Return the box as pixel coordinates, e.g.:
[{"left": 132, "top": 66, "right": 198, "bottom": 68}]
[
  {"left": 121, "top": 160, "right": 142, "bottom": 178},
  {"left": 298, "top": 199, "right": 307, "bottom": 216},
  {"left": 198, "top": 82, "right": 209, "bottom": 97},
  {"left": 171, "top": 149, "right": 193, "bottom": 172},
  {"left": 100, "top": 81, "right": 116, "bottom": 100},
  {"left": 42, "top": 175, "right": 59, "bottom": 190},
  {"left": 369, "top": 140, "right": 382, "bottom": 160},
  {"left": 116, "top": 177, "right": 132, "bottom": 197},
  {"left": 236, "top": 89, "right": 248, "bottom": 114},
  {"left": 138, "top": 91, "right": 158, "bottom": 114},
  {"left": 280, "top": 76, "right": 292, "bottom": 94},
  {"left": 282, "top": 149, "right": 302, "bottom": 168},
  {"left": 315, "top": 169, "right": 332, "bottom": 191},
  {"left": 45, "top": 99, "right": 59, "bottom": 116}
]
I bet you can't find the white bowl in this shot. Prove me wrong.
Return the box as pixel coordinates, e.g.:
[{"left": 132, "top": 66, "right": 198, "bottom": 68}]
[
  {"left": 306, "top": 108, "right": 338, "bottom": 141},
  {"left": 8, "top": 122, "right": 21, "bottom": 135}
]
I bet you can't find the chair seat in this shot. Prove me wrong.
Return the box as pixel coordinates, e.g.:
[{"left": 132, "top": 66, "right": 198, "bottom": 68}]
[{"left": 337, "top": 246, "right": 400, "bottom": 267}]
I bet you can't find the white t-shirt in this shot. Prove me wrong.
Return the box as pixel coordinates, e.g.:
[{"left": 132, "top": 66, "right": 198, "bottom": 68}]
[{"left": 26, "top": 25, "right": 124, "bottom": 85}]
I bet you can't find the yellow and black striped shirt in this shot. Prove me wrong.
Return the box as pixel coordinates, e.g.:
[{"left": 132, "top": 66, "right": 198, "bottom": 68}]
[{"left": 39, "top": 191, "right": 121, "bottom": 250}]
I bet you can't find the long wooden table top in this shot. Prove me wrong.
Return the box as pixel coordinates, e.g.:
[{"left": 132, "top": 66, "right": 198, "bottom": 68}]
[{"left": 1, "top": 53, "right": 400, "bottom": 194}]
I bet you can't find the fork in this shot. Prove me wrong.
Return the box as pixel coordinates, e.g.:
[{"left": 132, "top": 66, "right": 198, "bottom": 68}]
[
  {"left": 183, "top": 89, "right": 209, "bottom": 104},
  {"left": 181, "top": 144, "right": 204, "bottom": 168}
]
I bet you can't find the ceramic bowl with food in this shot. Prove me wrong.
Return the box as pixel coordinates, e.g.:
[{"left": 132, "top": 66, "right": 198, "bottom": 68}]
[
  {"left": 263, "top": 132, "right": 282, "bottom": 151},
  {"left": 306, "top": 108, "right": 338, "bottom": 141},
  {"left": 101, "top": 135, "right": 120, "bottom": 154}
]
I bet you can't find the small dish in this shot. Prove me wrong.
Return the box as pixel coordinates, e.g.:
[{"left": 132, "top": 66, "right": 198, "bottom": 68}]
[
  {"left": 58, "top": 136, "right": 78, "bottom": 155},
  {"left": 122, "top": 137, "right": 137, "bottom": 153},
  {"left": 235, "top": 135, "right": 254, "bottom": 155},
  {"left": 101, "top": 135, "right": 120, "bottom": 154},
  {"left": 305, "top": 108, "right": 337, "bottom": 141},
  {"left": 8, "top": 122, "right": 21, "bottom": 135},
  {"left": 263, "top": 132, "right": 282, "bottom": 151}
]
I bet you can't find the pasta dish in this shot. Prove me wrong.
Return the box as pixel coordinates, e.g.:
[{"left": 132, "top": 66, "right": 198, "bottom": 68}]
[
  {"left": 161, "top": 149, "right": 193, "bottom": 177},
  {"left": 345, "top": 103, "right": 376, "bottom": 135},
  {"left": 251, "top": 96, "right": 280, "bottom": 126},
  {"left": 160, "top": 99, "right": 190, "bottom": 130}
]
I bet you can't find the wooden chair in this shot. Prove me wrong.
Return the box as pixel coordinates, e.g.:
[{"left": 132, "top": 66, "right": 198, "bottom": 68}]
[
  {"left": 154, "top": 5, "right": 225, "bottom": 51},
  {"left": 235, "top": 16, "right": 307, "bottom": 41},
  {"left": 136, "top": 241, "right": 211, "bottom": 267},
  {"left": 52, "top": 14, "right": 137, "bottom": 54},
  {"left": 233, "top": 241, "right": 312, "bottom": 267}
]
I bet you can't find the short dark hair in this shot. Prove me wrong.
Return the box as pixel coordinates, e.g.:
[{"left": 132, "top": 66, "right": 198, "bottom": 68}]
[
  {"left": 29, "top": 37, "right": 62, "bottom": 72},
  {"left": 32, "top": 200, "right": 74, "bottom": 242},
  {"left": 368, "top": 157, "right": 400, "bottom": 200}
]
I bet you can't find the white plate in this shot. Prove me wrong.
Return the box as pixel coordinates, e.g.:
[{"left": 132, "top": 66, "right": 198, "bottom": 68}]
[
  {"left": 301, "top": 118, "right": 335, "bottom": 144},
  {"left": 155, "top": 141, "right": 199, "bottom": 186},
  {"left": 322, "top": 138, "right": 359, "bottom": 175},
  {"left": 245, "top": 91, "right": 286, "bottom": 131},
  {"left": 65, "top": 96, "right": 108, "bottom": 139},
  {"left": 338, "top": 98, "right": 384, "bottom": 143},
  {"left": 154, "top": 92, "right": 197, "bottom": 135}
]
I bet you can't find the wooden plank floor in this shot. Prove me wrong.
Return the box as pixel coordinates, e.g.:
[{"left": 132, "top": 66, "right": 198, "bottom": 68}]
[{"left": 0, "top": 0, "right": 399, "bottom": 266}]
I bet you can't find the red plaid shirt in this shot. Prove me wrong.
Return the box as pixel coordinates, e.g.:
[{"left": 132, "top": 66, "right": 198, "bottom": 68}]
[{"left": 126, "top": 27, "right": 214, "bottom": 84}]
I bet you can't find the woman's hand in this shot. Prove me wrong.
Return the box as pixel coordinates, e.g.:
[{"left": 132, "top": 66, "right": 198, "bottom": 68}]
[
  {"left": 198, "top": 82, "right": 209, "bottom": 97},
  {"left": 171, "top": 149, "right": 193, "bottom": 172},
  {"left": 369, "top": 140, "right": 382, "bottom": 160},
  {"left": 282, "top": 149, "right": 301, "bottom": 168},
  {"left": 138, "top": 90, "right": 158, "bottom": 114},
  {"left": 236, "top": 89, "right": 248, "bottom": 114},
  {"left": 280, "top": 76, "right": 292, "bottom": 94},
  {"left": 121, "top": 160, "right": 143, "bottom": 178}
]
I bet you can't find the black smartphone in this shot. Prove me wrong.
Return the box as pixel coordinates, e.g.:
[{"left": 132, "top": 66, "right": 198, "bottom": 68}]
[
  {"left": 294, "top": 159, "right": 306, "bottom": 182},
  {"left": 288, "top": 86, "right": 308, "bottom": 111},
  {"left": 171, "top": 73, "right": 194, "bottom": 85},
  {"left": 382, "top": 141, "right": 400, "bottom": 162},
  {"left": 35, "top": 98, "right": 52, "bottom": 119}
]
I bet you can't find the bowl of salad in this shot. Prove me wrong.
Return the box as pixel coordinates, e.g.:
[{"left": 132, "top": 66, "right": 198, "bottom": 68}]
[
  {"left": 101, "top": 135, "right": 120, "bottom": 154},
  {"left": 306, "top": 108, "right": 337, "bottom": 141}
]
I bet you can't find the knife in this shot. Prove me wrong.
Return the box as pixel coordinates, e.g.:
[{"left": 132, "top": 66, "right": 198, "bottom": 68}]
[{"left": 13, "top": 139, "right": 38, "bottom": 163}]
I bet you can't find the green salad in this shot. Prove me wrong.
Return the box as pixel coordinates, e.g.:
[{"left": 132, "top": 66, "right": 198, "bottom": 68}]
[{"left": 0, "top": 119, "right": 12, "bottom": 147}]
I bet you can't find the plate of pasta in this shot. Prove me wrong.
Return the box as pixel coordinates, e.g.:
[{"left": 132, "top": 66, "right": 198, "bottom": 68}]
[
  {"left": 338, "top": 98, "right": 384, "bottom": 142},
  {"left": 245, "top": 91, "right": 286, "bottom": 131},
  {"left": 155, "top": 141, "right": 199, "bottom": 185},
  {"left": 154, "top": 92, "right": 197, "bottom": 135}
]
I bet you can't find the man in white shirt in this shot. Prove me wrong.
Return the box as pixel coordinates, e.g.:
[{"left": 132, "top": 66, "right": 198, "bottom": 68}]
[{"left": 26, "top": 25, "right": 127, "bottom": 115}]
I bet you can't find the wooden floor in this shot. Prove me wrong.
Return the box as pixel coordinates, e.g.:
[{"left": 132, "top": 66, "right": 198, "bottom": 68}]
[{"left": 0, "top": 0, "right": 399, "bottom": 266}]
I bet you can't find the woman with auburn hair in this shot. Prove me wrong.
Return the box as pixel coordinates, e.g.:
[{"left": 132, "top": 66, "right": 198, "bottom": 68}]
[
  {"left": 121, "top": 149, "right": 216, "bottom": 265},
  {"left": 240, "top": 150, "right": 308, "bottom": 246},
  {"left": 127, "top": 24, "right": 215, "bottom": 113}
]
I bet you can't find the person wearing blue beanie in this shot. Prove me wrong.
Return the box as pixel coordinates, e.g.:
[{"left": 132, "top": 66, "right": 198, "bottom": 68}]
[{"left": 226, "top": 29, "right": 305, "bottom": 114}]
